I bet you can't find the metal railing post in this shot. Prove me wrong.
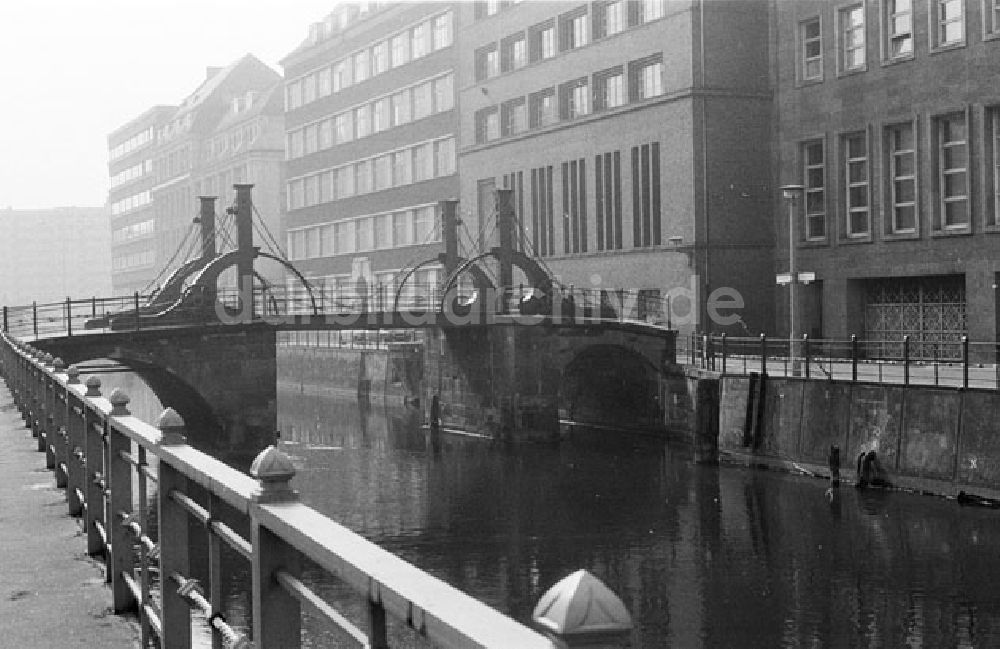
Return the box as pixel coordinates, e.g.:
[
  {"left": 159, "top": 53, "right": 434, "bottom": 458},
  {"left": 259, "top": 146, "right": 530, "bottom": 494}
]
[
  {"left": 65, "top": 366, "right": 84, "bottom": 517},
  {"left": 903, "top": 335, "right": 910, "bottom": 386},
  {"left": 66, "top": 297, "right": 73, "bottom": 336},
  {"left": 851, "top": 334, "right": 858, "bottom": 382},
  {"left": 83, "top": 376, "right": 106, "bottom": 556},
  {"left": 92, "top": 296, "right": 97, "bottom": 319},
  {"left": 157, "top": 415, "right": 192, "bottom": 649},
  {"left": 107, "top": 389, "right": 137, "bottom": 614},
  {"left": 721, "top": 333, "right": 727, "bottom": 375},
  {"left": 803, "top": 334, "right": 810, "bottom": 379},
  {"left": 251, "top": 446, "right": 302, "bottom": 649},
  {"left": 3, "top": 305, "right": 7, "bottom": 332},
  {"left": 134, "top": 291, "right": 141, "bottom": 331},
  {"left": 32, "top": 301, "right": 37, "bottom": 337},
  {"left": 963, "top": 335, "right": 970, "bottom": 389},
  {"left": 760, "top": 333, "right": 767, "bottom": 376}
]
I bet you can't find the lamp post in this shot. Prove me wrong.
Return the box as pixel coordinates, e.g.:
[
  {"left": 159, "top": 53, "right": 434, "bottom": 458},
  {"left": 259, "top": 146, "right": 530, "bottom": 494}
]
[{"left": 781, "top": 184, "right": 804, "bottom": 376}]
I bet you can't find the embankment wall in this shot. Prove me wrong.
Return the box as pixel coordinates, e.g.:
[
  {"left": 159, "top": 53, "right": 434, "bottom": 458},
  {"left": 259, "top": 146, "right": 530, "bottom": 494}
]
[{"left": 716, "top": 375, "right": 1000, "bottom": 499}]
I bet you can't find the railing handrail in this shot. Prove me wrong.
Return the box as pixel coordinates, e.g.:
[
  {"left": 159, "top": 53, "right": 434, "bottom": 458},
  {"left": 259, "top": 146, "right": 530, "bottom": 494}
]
[{"left": 0, "top": 331, "right": 569, "bottom": 648}]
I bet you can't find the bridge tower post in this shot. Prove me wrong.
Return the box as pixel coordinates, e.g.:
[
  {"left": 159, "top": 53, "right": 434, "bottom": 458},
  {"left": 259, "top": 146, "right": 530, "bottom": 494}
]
[
  {"left": 439, "top": 200, "right": 460, "bottom": 277},
  {"left": 496, "top": 189, "right": 516, "bottom": 314},
  {"left": 233, "top": 184, "right": 256, "bottom": 319},
  {"left": 197, "top": 196, "right": 217, "bottom": 259}
]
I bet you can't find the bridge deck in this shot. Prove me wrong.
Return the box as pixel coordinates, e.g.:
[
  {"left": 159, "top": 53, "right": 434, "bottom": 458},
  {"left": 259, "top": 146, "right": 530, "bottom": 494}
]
[{"left": 0, "top": 383, "right": 140, "bottom": 647}]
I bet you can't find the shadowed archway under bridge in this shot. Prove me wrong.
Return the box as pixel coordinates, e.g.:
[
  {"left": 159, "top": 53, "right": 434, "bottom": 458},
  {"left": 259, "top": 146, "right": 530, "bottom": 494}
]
[
  {"left": 562, "top": 344, "right": 665, "bottom": 430},
  {"left": 32, "top": 324, "right": 277, "bottom": 469}
]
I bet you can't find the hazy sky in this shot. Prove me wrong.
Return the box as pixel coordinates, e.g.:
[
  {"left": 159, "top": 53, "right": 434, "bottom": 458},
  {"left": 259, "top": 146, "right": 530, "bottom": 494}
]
[{"left": 0, "top": 0, "right": 337, "bottom": 209}]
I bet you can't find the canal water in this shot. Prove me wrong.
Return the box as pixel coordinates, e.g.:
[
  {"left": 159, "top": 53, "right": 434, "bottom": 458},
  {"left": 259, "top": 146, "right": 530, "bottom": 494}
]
[{"left": 110, "top": 368, "right": 1000, "bottom": 648}]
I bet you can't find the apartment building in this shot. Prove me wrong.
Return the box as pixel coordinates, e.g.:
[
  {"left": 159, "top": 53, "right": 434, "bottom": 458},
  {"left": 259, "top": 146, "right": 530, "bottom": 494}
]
[
  {"left": 775, "top": 0, "right": 1000, "bottom": 354},
  {"left": 458, "top": 0, "right": 774, "bottom": 334},
  {"left": 280, "top": 1, "right": 459, "bottom": 305},
  {"left": 108, "top": 55, "right": 286, "bottom": 296},
  {"left": 108, "top": 106, "right": 174, "bottom": 294}
]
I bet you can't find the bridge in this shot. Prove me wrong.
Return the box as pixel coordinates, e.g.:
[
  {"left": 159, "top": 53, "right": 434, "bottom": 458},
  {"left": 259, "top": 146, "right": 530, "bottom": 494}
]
[
  {"left": 0, "top": 186, "right": 664, "bottom": 647},
  {"left": 2, "top": 185, "right": 678, "bottom": 456}
]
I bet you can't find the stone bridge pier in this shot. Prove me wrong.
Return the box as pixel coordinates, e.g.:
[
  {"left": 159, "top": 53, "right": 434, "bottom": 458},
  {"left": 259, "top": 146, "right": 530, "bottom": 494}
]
[
  {"left": 424, "top": 323, "right": 678, "bottom": 438},
  {"left": 33, "top": 324, "right": 276, "bottom": 469}
]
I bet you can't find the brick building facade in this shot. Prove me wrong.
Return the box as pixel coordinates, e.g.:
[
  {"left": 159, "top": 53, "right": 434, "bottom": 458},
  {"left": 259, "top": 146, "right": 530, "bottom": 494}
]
[{"left": 774, "top": 0, "right": 1000, "bottom": 354}]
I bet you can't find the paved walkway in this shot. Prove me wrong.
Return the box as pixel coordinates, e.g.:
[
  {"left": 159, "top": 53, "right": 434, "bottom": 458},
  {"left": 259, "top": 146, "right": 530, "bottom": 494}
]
[{"left": 0, "top": 382, "right": 140, "bottom": 647}]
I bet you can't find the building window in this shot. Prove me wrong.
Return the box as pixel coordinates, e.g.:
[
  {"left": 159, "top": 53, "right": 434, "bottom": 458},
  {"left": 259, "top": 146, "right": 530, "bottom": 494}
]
[
  {"left": 839, "top": 4, "right": 865, "bottom": 72},
  {"left": 372, "top": 41, "right": 389, "bottom": 75},
  {"left": 594, "top": 67, "right": 625, "bottom": 111},
  {"left": 475, "top": 0, "right": 501, "bottom": 19},
  {"left": 393, "top": 150, "right": 412, "bottom": 186},
  {"left": 562, "top": 159, "right": 588, "bottom": 254},
  {"left": 475, "top": 44, "right": 500, "bottom": 81},
  {"left": 529, "top": 20, "right": 556, "bottom": 62},
  {"left": 433, "top": 74, "right": 454, "bottom": 111},
  {"left": 595, "top": 0, "right": 625, "bottom": 38},
  {"left": 433, "top": 12, "right": 453, "bottom": 49},
  {"left": 356, "top": 160, "right": 373, "bottom": 194},
  {"left": 501, "top": 33, "right": 527, "bottom": 72},
  {"left": 335, "top": 112, "right": 354, "bottom": 144},
  {"left": 629, "top": 0, "right": 665, "bottom": 26},
  {"left": 631, "top": 142, "right": 661, "bottom": 247},
  {"left": 319, "top": 119, "right": 333, "bottom": 149},
  {"left": 531, "top": 165, "right": 555, "bottom": 256},
  {"left": 986, "top": 0, "right": 1000, "bottom": 35},
  {"left": 304, "top": 124, "right": 318, "bottom": 155},
  {"left": 373, "top": 98, "right": 390, "bottom": 133},
  {"left": 934, "top": 0, "right": 964, "bottom": 47},
  {"left": 529, "top": 88, "right": 556, "bottom": 128},
  {"left": 413, "top": 82, "right": 433, "bottom": 120},
  {"left": 355, "top": 105, "right": 370, "bottom": 138},
  {"left": 559, "top": 78, "right": 589, "bottom": 119},
  {"left": 392, "top": 90, "right": 411, "bottom": 126},
  {"left": 333, "top": 60, "right": 351, "bottom": 92},
  {"left": 413, "top": 142, "right": 434, "bottom": 181},
  {"left": 374, "top": 155, "right": 392, "bottom": 191},
  {"left": 803, "top": 140, "right": 826, "bottom": 241},
  {"left": 800, "top": 18, "right": 822, "bottom": 80},
  {"left": 435, "top": 137, "right": 456, "bottom": 176},
  {"left": 336, "top": 166, "right": 355, "bottom": 198},
  {"left": 886, "top": 123, "right": 916, "bottom": 234},
  {"left": 415, "top": 206, "right": 437, "bottom": 243},
  {"left": 354, "top": 50, "right": 370, "bottom": 83},
  {"left": 288, "top": 130, "right": 304, "bottom": 159},
  {"left": 629, "top": 55, "right": 664, "bottom": 100},
  {"left": 936, "top": 112, "right": 968, "bottom": 229},
  {"left": 560, "top": 8, "right": 589, "bottom": 51},
  {"left": 391, "top": 33, "right": 410, "bottom": 67},
  {"left": 476, "top": 107, "right": 500, "bottom": 143},
  {"left": 989, "top": 108, "right": 1000, "bottom": 227},
  {"left": 884, "top": 0, "right": 913, "bottom": 59},
  {"left": 501, "top": 98, "right": 527, "bottom": 136},
  {"left": 394, "top": 210, "right": 413, "bottom": 247},
  {"left": 595, "top": 151, "right": 623, "bottom": 250},
  {"left": 287, "top": 80, "right": 302, "bottom": 110},
  {"left": 412, "top": 22, "right": 431, "bottom": 59},
  {"left": 843, "top": 132, "right": 870, "bottom": 237}
]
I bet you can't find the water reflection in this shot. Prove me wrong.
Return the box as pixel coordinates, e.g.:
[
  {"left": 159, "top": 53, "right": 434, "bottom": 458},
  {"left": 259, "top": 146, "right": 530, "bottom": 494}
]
[
  {"left": 279, "top": 388, "right": 1000, "bottom": 648},
  {"left": 100, "top": 366, "right": 1000, "bottom": 648}
]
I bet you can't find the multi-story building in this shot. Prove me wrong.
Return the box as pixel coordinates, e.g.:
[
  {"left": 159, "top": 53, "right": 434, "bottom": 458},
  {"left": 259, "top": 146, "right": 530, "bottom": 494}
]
[
  {"left": 108, "top": 106, "right": 174, "bottom": 294},
  {"left": 109, "top": 55, "right": 286, "bottom": 296},
  {"left": 774, "top": 0, "right": 1000, "bottom": 353},
  {"left": 458, "top": 0, "right": 774, "bottom": 334},
  {"left": 280, "top": 1, "right": 459, "bottom": 304},
  {"left": 0, "top": 207, "right": 111, "bottom": 305},
  {"left": 153, "top": 56, "right": 284, "bottom": 287}
]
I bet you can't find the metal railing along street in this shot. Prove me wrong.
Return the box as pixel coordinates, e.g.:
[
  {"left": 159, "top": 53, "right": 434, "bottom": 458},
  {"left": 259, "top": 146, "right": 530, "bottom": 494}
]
[{"left": 683, "top": 332, "right": 1000, "bottom": 390}]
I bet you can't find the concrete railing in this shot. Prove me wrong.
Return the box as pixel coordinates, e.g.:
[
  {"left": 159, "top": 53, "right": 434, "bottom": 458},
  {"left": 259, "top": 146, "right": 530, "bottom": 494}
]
[{"left": 0, "top": 332, "right": 633, "bottom": 649}]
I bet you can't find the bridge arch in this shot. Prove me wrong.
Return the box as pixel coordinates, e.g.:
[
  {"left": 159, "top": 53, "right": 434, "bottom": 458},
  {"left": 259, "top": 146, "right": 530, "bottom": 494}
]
[
  {"left": 393, "top": 255, "right": 495, "bottom": 312},
  {"left": 561, "top": 343, "right": 665, "bottom": 430}
]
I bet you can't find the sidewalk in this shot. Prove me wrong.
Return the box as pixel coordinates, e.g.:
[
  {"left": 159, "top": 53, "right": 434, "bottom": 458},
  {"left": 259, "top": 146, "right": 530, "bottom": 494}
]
[{"left": 0, "top": 382, "right": 140, "bottom": 647}]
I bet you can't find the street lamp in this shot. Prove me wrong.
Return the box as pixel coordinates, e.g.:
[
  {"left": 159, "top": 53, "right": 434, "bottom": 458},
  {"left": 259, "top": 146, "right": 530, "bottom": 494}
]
[{"left": 780, "top": 184, "right": 804, "bottom": 375}]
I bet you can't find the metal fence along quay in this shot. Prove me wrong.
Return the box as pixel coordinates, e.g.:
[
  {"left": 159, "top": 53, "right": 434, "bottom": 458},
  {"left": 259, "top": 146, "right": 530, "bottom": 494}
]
[
  {"left": 0, "top": 332, "right": 633, "bottom": 649},
  {"left": 682, "top": 333, "right": 1000, "bottom": 390}
]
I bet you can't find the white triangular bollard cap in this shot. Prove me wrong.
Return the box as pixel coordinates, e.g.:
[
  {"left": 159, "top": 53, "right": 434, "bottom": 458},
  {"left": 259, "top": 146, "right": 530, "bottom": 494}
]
[
  {"left": 533, "top": 570, "right": 632, "bottom": 637},
  {"left": 250, "top": 445, "right": 298, "bottom": 503},
  {"left": 157, "top": 407, "right": 187, "bottom": 445},
  {"left": 108, "top": 388, "right": 131, "bottom": 416}
]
